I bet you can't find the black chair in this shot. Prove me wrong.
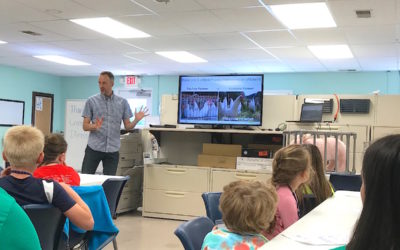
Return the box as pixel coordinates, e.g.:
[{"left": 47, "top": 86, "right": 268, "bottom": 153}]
[
  {"left": 201, "top": 192, "right": 222, "bottom": 224},
  {"left": 299, "top": 194, "right": 317, "bottom": 218},
  {"left": 329, "top": 173, "right": 362, "bottom": 192},
  {"left": 102, "top": 176, "right": 130, "bottom": 249},
  {"left": 174, "top": 216, "right": 214, "bottom": 250},
  {"left": 22, "top": 204, "right": 66, "bottom": 250}
]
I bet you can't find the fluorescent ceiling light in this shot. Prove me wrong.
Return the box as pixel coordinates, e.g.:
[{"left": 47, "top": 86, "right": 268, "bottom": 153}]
[
  {"left": 269, "top": 2, "right": 336, "bottom": 29},
  {"left": 155, "top": 51, "right": 207, "bottom": 63},
  {"left": 308, "top": 45, "right": 353, "bottom": 59},
  {"left": 0, "top": 40, "right": 7, "bottom": 44},
  {"left": 33, "top": 55, "right": 90, "bottom": 66},
  {"left": 70, "top": 17, "right": 150, "bottom": 38}
]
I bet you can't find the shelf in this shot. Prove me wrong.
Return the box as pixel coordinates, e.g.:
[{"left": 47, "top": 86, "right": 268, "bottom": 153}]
[{"left": 144, "top": 127, "right": 282, "bottom": 135}]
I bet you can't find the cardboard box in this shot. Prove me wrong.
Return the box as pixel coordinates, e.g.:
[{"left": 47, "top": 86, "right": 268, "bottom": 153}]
[
  {"left": 236, "top": 157, "right": 273, "bottom": 171},
  {"left": 202, "top": 143, "right": 242, "bottom": 157},
  {"left": 198, "top": 154, "right": 237, "bottom": 169}
]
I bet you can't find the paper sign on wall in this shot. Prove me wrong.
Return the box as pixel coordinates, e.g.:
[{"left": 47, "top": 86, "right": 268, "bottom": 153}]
[{"left": 35, "top": 97, "right": 43, "bottom": 111}]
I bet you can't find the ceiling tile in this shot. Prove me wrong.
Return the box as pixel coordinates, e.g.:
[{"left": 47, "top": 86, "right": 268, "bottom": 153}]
[
  {"left": 291, "top": 28, "right": 348, "bottom": 45},
  {"left": 244, "top": 30, "right": 299, "bottom": 47},
  {"left": 197, "top": 33, "right": 257, "bottom": 49},
  {"left": 14, "top": 0, "right": 97, "bottom": 19},
  {"left": 211, "top": 7, "right": 284, "bottom": 31},
  {"left": 195, "top": 0, "right": 261, "bottom": 9},
  {"left": 343, "top": 25, "right": 397, "bottom": 44}
]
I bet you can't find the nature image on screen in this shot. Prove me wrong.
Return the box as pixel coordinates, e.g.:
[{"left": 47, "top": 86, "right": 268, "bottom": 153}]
[{"left": 178, "top": 75, "right": 263, "bottom": 126}]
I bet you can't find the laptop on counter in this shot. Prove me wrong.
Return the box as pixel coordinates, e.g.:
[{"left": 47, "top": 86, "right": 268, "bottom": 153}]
[{"left": 286, "top": 103, "right": 324, "bottom": 123}]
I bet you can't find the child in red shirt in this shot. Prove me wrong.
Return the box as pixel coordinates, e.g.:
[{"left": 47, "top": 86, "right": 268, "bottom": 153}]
[{"left": 34, "top": 133, "right": 80, "bottom": 186}]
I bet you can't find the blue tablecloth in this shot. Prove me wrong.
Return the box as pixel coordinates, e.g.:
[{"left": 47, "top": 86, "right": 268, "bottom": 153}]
[{"left": 65, "top": 185, "right": 119, "bottom": 250}]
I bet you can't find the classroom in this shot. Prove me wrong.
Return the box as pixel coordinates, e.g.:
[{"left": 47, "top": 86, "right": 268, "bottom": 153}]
[{"left": 0, "top": 0, "right": 399, "bottom": 250}]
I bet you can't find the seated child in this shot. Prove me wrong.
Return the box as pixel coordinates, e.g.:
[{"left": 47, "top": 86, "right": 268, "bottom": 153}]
[
  {"left": 0, "top": 125, "right": 94, "bottom": 230},
  {"left": 297, "top": 144, "right": 334, "bottom": 211},
  {"left": 264, "top": 144, "right": 311, "bottom": 239},
  {"left": 345, "top": 134, "right": 400, "bottom": 250},
  {"left": 201, "top": 180, "right": 278, "bottom": 250},
  {"left": 34, "top": 133, "right": 80, "bottom": 186}
]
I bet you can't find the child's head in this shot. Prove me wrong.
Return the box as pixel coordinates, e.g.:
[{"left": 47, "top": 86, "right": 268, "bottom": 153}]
[
  {"left": 41, "top": 133, "right": 68, "bottom": 165},
  {"left": 347, "top": 134, "right": 400, "bottom": 250},
  {"left": 3, "top": 125, "right": 44, "bottom": 169},
  {"left": 272, "top": 144, "right": 311, "bottom": 187},
  {"left": 220, "top": 180, "right": 278, "bottom": 235},
  {"left": 301, "top": 144, "right": 332, "bottom": 203},
  {"left": 360, "top": 134, "right": 400, "bottom": 211}
]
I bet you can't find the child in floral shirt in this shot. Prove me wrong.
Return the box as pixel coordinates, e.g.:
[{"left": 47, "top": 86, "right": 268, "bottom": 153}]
[{"left": 202, "top": 180, "right": 278, "bottom": 250}]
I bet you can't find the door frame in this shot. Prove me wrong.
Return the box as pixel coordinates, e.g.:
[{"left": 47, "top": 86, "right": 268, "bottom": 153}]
[{"left": 32, "top": 92, "right": 54, "bottom": 133}]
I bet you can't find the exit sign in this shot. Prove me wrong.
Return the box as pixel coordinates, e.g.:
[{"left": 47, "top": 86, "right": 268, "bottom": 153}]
[{"left": 125, "top": 75, "right": 136, "bottom": 85}]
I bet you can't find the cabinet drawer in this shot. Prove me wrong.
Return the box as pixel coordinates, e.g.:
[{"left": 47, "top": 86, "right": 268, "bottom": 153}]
[
  {"left": 116, "top": 167, "right": 132, "bottom": 176},
  {"left": 120, "top": 143, "right": 142, "bottom": 154},
  {"left": 143, "top": 189, "right": 205, "bottom": 217},
  {"left": 120, "top": 152, "right": 142, "bottom": 161},
  {"left": 144, "top": 166, "right": 209, "bottom": 192},
  {"left": 117, "top": 192, "right": 133, "bottom": 211},
  {"left": 211, "top": 170, "right": 271, "bottom": 192},
  {"left": 118, "top": 159, "right": 134, "bottom": 168}
]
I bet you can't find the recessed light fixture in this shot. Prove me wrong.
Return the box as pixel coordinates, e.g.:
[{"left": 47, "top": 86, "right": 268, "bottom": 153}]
[
  {"left": 269, "top": 2, "right": 336, "bottom": 29},
  {"left": 33, "top": 55, "right": 90, "bottom": 66},
  {"left": 308, "top": 45, "right": 353, "bottom": 59},
  {"left": 0, "top": 40, "right": 7, "bottom": 44},
  {"left": 70, "top": 17, "right": 150, "bottom": 39},
  {"left": 155, "top": 51, "right": 207, "bottom": 63}
]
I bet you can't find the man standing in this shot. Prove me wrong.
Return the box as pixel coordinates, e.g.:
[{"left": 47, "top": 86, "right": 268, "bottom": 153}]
[{"left": 81, "top": 71, "right": 148, "bottom": 175}]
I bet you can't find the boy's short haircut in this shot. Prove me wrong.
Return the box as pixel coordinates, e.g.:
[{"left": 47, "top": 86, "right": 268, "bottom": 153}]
[
  {"left": 220, "top": 180, "right": 278, "bottom": 234},
  {"left": 3, "top": 125, "right": 44, "bottom": 168}
]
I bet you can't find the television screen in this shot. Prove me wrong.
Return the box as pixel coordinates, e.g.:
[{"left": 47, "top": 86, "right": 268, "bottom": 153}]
[{"left": 178, "top": 75, "right": 263, "bottom": 126}]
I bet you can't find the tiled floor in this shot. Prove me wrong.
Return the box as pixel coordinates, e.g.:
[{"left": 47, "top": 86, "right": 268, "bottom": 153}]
[{"left": 103, "top": 210, "right": 183, "bottom": 250}]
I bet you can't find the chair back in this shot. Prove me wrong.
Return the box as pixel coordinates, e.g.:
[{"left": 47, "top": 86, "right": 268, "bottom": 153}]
[
  {"left": 299, "top": 194, "right": 317, "bottom": 218},
  {"left": 102, "top": 176, "right": 130, "bottom": 218},
  {"left": 174, "top": 216, "right": 214, "bottom": 250},
  {"left": 201, "top": 192, "right": 222, "bottom": 224},
  {"left": 329, "top": 173, "right": 362, "bottom": 191},
  {"left": 22, "top": 204, "right": 66, "bottom": 250}
]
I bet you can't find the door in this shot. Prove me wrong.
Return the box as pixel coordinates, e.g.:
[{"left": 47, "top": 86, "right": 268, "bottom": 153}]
[{"left": 32, "top": 92, "right": 54, "bottom": 136}]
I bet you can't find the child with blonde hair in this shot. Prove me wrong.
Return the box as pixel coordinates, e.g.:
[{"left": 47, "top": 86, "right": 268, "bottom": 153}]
[
  {"left": 0, "top": 125, "right": 93, "bottom": 231},
  {"left": 202, "top": 180, "right": 278, "bottom": 250},
  {"left": 265, "top": 144, "right": 311, "bottom": 239}
]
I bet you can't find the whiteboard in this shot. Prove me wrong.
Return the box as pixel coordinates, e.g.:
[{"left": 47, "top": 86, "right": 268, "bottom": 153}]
[
  {"left": 0, "top": 99, "right": 24, "bottom": 126},
  {"left": 64, "top": 100, "right": 103, "bottom": 172}
]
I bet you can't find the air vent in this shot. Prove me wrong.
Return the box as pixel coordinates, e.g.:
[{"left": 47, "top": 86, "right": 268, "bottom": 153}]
[
  {"left": 355, "top": 10, "right": 371, "bottom": 18},
  {"left": 340, "top": 99, "right": 370, "bottom": 114},
  {"left": 322, "top": 99, "right": 333, "bottom": 113},
  {"left": 21, "top": 30, "right": 42, "bottom": 36}
]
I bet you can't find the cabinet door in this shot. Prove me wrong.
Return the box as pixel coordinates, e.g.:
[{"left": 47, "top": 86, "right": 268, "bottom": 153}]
[
  {"left": 144, "top": 165, "right": 209, "bottom": 192},
  {"left": 211, "top": 170, "right": 271, "bottom": 192},
  {"left": 143, "top": 189, "right": 206, "bottom": 216}
]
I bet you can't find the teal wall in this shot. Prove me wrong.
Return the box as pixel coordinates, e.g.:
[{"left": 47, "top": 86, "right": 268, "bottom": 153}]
[
  {"left": 0, "top": 65, "right": 62, "bottom": 158},
  {"left": 1, "top": 66, "right": 400, "bottom": 166}
]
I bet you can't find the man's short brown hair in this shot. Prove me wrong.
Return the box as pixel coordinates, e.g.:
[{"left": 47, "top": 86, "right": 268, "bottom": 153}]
[
  {"left": 3, "top": 125, "right": 44, "bottom": 168},
  {"left": 100, "top": 71, "right": 114, "bottom": 81},
  {"left": 220, "top": 180, "right": 278, "bottom": 234}
]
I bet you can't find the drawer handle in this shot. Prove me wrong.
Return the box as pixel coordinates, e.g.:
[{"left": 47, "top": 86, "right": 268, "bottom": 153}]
[
  {"left": 235, "top": 173, "right": 257, "bottom": 180},
  {"left": 166, "top": 168, "right": 187, "bottom": 174},
  {"left": 164, "top": 191, "right": 186, "bottom": 198}
]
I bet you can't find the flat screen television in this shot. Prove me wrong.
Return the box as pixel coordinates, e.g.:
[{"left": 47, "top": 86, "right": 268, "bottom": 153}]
[{"left": 178, "top": 74, "right": 263, "bottom": 126}]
